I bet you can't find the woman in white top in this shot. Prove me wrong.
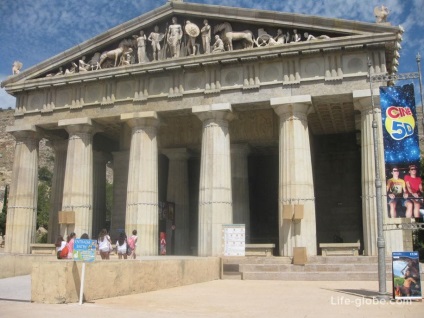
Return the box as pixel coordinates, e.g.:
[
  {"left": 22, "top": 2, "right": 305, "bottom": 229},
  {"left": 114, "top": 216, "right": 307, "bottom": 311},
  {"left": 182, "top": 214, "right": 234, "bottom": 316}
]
[
  {"left": 55, "top": 235, "right": 66, "bottom": 252},
  {"left": 98, "top": 229, "right": 111, "bottom": 260},
  {"left": 116, "top": 232, "right": 128, "bottom": 259}
]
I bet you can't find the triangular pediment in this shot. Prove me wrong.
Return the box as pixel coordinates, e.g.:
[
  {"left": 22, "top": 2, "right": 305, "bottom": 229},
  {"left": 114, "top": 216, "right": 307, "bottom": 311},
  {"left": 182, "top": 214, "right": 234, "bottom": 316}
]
[{"left": 2, "top": 1, "right": 402, "bottom": 90}]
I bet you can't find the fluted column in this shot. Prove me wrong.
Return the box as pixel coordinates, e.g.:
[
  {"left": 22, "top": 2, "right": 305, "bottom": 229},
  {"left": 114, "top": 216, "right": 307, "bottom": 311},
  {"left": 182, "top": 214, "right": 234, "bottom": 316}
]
[
  {"left": 353, "top": 89, "right": 403, "bottom": 255},
  {"left": 47, "top": 139, "right": 67, "bottom": 243},
  {"left": 59, "top": 118, "right": 94, "bottom": 238},
  {"left": 271, "top": 96, "right": 317, "bottom": 257},
  {"left": 231, "top": 143, "right": 251, "bottom": 243},
  {"left": 193, "top": 103, "right": 234, "bottom": 256},
  {"left": 109, "top": 151, "right": 129, "bottom": 240},
  {"left": 122, "top": 111, "right": 159, "bottom": 256},
  {"left": 92, "top": 151, "right": 109, "bottom": 237},
  {"left": 5, "top": 126, "right": 40, "bottom": 253},
  {"left": 162, "top": 148, "right": 190, "bottom": 255}
]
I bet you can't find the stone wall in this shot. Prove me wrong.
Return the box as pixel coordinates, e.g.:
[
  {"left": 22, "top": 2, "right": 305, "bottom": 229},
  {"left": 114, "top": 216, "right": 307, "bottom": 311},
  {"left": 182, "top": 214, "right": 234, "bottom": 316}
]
[
  {"left": 31, "top": 257, "right": 220, "bottom": 304},
  {"left": 0, "top": 109, "right": 15, "bottom": 196}
]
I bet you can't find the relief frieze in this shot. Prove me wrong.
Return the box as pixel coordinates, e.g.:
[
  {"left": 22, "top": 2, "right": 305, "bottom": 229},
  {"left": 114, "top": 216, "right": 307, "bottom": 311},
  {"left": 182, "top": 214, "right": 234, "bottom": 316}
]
[{"left": 38, "top": 16, "right": 344, "bottom": 79}]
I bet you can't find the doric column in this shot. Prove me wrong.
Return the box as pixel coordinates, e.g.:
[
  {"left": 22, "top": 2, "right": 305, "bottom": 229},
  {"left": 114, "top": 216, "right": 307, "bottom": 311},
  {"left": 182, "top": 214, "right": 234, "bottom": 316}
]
[
  {"left": 109, "top": 151, "right": 129, "bottom": 240},
  {"left": 271, "top": 96, "right": 317, "bottom": 257},
  {"left": 353, "top": 89, "right": 404, "bottom": 255},
  {"left": 121, "top": 111, "right": 159, "bottom": 256},
  {"left": 47, "top": 139, "right": 67, "bottom": 243},
  {"left": 193, "top": 103, "right": 234, "bottom": 256},
  {"left": 5, "top": 126, "right": 40, "bottom": 253},
  {"left": 231, "top": 143, "right": 251, "bottom": 243},
  {"left": 162, "top": 148, "right": 190, "bottom": 255},
  {"left": 58, "top": 118, "right": 94, "bottom": 238},
  {"left": 92, "top": 151, "right": 109, "bottom": 238}
]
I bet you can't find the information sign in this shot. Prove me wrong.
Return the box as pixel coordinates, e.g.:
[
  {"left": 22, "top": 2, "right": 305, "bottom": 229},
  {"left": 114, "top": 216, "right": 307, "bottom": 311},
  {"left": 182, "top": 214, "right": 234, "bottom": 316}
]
[
  {"left": 73, "top": 239, "right": 97, "bottom": 263},
  {"left": 222, "top": 224, "right": 245, "bottom": 256}
]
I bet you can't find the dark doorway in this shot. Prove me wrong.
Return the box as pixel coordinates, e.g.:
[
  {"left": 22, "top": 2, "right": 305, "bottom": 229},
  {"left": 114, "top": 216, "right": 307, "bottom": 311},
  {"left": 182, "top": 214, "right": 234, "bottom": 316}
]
[
  {"left": 312, "top": 133, "right": 363, "bottom": 254},
  {"left": 248, "top": 153, "right": 279, "bottom": 253}
]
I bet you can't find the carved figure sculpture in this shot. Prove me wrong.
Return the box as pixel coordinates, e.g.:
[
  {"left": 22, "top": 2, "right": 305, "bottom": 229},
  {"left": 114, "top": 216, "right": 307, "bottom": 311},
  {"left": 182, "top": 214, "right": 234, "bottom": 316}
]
[
  {"left": 212, "top": 35, "right": 225, "bottom": 53},
  {"left": 135, "top": 30, "right": 147, "bottom": 63},
  {"left": 213, "top": 22, "right": 254, "bottom": 51},
  {"left": 273, "top": 29, "right": 286, "bottom": 44},
  {"left": 256, "top": 28, "right": 286, "bottom": 47},
  {"left": 185, "top": 20, "right": 200, "bottom": 56},
  {"left": 167, "top": 17, "right": 183, "bottom": 58},
  {"left": 87, "top": 53, "right": 101, "bottom": 70},
  {"left": 12, "top": 61, "right": 23, "bottom": 75},
  {"left": 148, "top": 25, "right": 164, "bottom": 61},
  {"left": 304, "top": 32, "right": 330, "bottom": 41},
  {"left": 201, "top": 19, "right": 211, "bottom": 54},
  {"left": 374, "top": 5, "right": 389, "bottom": 23},
  {"left": 119, "top": 48, "right": 133, "bottom": 66},
  {"left": 292, "top": 29, "right": 301, "bottom": 42},
  {"left": 74, "top": 56, "right": 91, "bottom": 72}
]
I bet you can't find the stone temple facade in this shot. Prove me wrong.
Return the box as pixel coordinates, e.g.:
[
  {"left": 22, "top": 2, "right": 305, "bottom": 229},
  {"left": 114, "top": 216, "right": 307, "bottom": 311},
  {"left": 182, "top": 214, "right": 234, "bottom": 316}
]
[{"left": 1, "top": 1, "right": 408, "bottom": 257}]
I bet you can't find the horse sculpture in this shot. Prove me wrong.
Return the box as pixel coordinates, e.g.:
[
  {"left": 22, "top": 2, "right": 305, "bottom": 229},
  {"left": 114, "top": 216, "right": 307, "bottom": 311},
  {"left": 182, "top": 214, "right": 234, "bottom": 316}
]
[
  {"left": 99, "top": 39, "right": 136, "bottom": 68},
  {"left": 213, "top": 22, "right": 254, "bottom": 51}
]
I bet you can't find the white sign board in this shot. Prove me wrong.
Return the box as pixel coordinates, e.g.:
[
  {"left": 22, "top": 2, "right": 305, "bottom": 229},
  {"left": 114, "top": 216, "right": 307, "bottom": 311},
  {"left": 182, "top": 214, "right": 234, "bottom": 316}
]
[{"left": 222, "top": 224, "right": 245, "bottom": 256}]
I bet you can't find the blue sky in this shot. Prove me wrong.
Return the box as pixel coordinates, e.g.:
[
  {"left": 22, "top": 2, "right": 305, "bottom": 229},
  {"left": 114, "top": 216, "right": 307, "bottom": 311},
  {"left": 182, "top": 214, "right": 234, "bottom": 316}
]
[{"left": 1, "top": 0, "right": 423, "bottom": 108}]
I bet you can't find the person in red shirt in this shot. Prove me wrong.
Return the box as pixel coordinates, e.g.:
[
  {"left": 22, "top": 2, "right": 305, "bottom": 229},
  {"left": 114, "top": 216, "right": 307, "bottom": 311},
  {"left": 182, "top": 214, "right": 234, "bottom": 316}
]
[{"left": 404, "top": 164, "right": 423, "bottom": 218}]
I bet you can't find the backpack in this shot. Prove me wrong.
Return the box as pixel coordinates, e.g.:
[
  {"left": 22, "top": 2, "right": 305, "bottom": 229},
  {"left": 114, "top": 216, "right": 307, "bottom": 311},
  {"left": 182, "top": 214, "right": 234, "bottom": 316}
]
[
  {"left": 59, "top": 245, "right": 69, "bottom": 259},
  {"left": 127, "top": 237, "right": 135, "bottom": 250}
]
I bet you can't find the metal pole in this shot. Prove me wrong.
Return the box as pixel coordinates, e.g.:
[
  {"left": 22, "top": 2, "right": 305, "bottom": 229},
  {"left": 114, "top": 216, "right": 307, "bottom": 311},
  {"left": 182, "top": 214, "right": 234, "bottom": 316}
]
[
  {"left": 367, "top": 58, "right": 387, "bottom": 297},
  {"left": 416, "top": 53, "right": 424, "bottom": 130}
]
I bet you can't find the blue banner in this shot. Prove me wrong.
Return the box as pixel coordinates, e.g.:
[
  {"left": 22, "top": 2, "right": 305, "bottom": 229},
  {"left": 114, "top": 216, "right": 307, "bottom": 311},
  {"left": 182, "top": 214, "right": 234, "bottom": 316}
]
[{"left": 380, "top": 84, "right": 423, "bottom": 218}]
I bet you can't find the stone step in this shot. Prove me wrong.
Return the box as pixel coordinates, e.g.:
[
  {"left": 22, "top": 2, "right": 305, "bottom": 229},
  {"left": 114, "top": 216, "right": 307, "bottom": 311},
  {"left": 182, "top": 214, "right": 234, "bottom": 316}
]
[
  {"left": 240, "top": 263, "right": 393, "bottom": 273},
  {"left": 242, "top": 271, "right": 394, "bottom": 281},
  {"left": 308, "top": 256, "right": 392, "bottom": 264},
  {"left": 221, "top": 272, "right": 242, "bottom": 280},
  {"left": 221, "top": 256, "right": 292, "bottom": 265}
]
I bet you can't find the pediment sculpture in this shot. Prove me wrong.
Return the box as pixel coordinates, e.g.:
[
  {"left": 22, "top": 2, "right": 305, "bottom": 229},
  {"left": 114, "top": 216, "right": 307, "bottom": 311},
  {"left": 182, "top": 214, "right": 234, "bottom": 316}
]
[
  {"left": 374, "top": 5, "right": 389, "bottom": 24},
  {"left": 42, "top": 16, "right": 337, "bottom": 78}
]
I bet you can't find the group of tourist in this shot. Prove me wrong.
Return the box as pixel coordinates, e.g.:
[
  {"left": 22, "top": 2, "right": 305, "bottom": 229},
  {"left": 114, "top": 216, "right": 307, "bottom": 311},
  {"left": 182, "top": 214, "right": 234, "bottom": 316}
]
[
  {"left": 54, "top": 229, "right": 138, "bottom": 260},
  {"left": 386, "top": 164, "right": 423, "bottom": 218}
]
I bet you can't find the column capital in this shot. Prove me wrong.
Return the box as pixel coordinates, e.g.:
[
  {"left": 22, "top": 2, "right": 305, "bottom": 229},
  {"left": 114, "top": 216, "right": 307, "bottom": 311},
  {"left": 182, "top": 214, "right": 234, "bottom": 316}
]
[
  {"left": 162, "top": 148, "right": 191, "bottom": 160},
  {"left": 192, "top": 103, "right": 234, "bottom": 122},
  {"left": 121, "top": 111, "right": 159, "bottom": 128},
  {"left": 6, "top": 124, "right": 41, "bottom": 141},
  {"left": 352, "top": 89, "right": 380, "bottom": 112},
  {"left": 58, "top": 117, "right": 96, "bottom": 135},
  {"left": 271, "top": 95, "right": 312, "bottom": 118}
]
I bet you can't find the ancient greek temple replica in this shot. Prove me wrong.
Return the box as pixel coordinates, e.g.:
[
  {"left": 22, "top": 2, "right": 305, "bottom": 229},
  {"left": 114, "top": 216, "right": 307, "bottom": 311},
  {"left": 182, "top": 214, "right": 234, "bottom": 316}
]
[{"left": 1, "top": 1, "right": 405, "bottom": 257}]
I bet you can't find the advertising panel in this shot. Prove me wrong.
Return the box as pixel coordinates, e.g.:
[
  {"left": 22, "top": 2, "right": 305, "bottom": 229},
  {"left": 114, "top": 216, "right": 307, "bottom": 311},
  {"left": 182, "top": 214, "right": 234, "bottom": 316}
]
[
  {"left": 392, "top": 251, "right": 422, "bottom": 300},
  {"left": 380, "top": 84, "right": 423, "bottom": 219}
]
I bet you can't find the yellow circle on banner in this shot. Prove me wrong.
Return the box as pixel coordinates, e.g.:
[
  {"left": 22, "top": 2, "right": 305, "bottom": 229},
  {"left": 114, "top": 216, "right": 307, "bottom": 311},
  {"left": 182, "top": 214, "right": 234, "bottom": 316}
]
[{"left": 385, "top": 107, "right": 415, "bottom": 140}]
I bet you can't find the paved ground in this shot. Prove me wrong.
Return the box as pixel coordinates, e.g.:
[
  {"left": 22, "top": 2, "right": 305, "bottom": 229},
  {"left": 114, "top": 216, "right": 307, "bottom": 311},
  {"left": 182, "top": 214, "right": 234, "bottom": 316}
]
[{"left": 0, "top": 275, "right": 423, "bottom": 318}]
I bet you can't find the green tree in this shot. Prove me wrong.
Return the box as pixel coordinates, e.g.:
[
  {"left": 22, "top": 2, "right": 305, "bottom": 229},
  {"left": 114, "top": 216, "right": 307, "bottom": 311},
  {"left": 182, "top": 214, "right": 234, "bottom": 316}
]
[
  {"left": 0, "top": 185, "right": 8, "bottom": 235},
  {"left": 37, "top": 182, "right": 50, "bottom": 230},
  {"left": 38, "top": 166, "right": 53, "bottom": 186},
  {"left": 105, "top": 182, "right": 113, "bottom": 222},
  {"left": 36, "top": 166, "right": 52, "bottom": 231}
]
